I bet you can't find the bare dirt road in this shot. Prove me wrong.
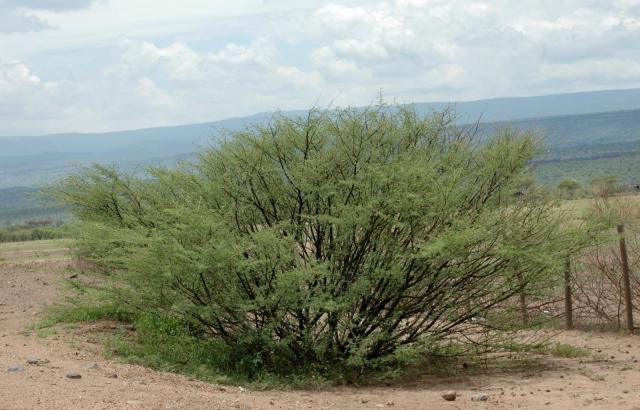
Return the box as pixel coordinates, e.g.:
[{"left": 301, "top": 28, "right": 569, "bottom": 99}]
[{"left": 2, "top": 247, "right": 640, "bottom": 409}]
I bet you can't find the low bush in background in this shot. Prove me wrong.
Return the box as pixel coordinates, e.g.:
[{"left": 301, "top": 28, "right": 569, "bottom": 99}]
[{"left": 0, "top": 222, "right": 69, "bottom": 243}]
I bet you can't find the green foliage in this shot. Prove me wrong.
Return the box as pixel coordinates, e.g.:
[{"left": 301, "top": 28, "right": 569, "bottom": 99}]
[
  {"left": 545, "top": 342, "right": 590, "bottom": 358},
  {"left": 589, "top": 175, "right": 621, "bottom": 197},
  {"left": 35, "top": 304, "right": 136, "bottom": 330},
  {"left": 534, "top": 151, "right": 640, "bottom": 188},
  {"left": 0, "top": 224, "right": 68, "bottom": 243},
  {"left": 55, "top": 105, "right": 580, "bottom": 380},
  {"left": 556, "top": 178, "right": 584, "bottom": 200}
]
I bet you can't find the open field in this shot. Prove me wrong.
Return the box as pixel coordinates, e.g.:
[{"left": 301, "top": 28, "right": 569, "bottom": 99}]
[
  {"left": 1, "top": 240, "right": 640, "bottom": 409},
  {"left": 0, "top": 239, "right": 73, "bottom": 264},
  {"left": 560, "top": 194, "right": 640, "bottom": 213}
]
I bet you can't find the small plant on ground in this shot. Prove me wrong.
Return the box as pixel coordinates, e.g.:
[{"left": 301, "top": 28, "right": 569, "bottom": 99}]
[{"left": 545, "top": 342, "right": 589, "bottom": 358}]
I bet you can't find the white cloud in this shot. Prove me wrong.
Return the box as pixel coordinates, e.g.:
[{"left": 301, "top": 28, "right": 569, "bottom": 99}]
[
  {"left": 310, "top": 46, "right": 369, "bottom": 79},
  {"left": 102, "top": 37, "right": 325, "bottom": 122},
  {"left": 0, "top": 37, "right": 326, "bottom": 134},
  {"left": 136, "top": 77, "right": 175, "bottom": 107},
  {"left": 0, "top": 10, "right": 52, "bottom": 33},
  {"left": 305, "top": 0, "right": 640, "bottom": 98},
  {"left": 0, "top": 62, "right": 59, "bottom": 104},
  {"left": 1, "top": 0, "right": 640, "bottom": 134}
]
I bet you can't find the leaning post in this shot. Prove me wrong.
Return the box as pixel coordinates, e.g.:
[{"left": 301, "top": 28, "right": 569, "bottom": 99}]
[
  {"left": 564, "top": 256, "right": 573, "bottom": 330},
  {"left": 617, "top": 224, "right": 634, "bottom": 334}
]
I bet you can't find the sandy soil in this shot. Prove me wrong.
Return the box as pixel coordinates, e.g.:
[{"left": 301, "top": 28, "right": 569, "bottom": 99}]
[{"left": 2, "top": 255, "right": 640, "bottom": 409}]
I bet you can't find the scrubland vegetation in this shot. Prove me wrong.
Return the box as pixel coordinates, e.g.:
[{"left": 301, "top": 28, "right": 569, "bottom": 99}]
[
  {"left": 42, "top": 105, "right": 594, "bottom": 384},
  {"left": 0, "top": 221, "right": 68, "bottom": 243},
  {"left": 3, "top": 105, "right": 639, "bottom": 391}
]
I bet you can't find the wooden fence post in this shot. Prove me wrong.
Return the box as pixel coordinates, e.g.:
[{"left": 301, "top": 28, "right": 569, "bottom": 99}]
[
  {"left": 564, "top": 256, "right": 573, "bottom": 330},
  {"left": 617, "top": 224, "right": 634, "bottom": 334}
]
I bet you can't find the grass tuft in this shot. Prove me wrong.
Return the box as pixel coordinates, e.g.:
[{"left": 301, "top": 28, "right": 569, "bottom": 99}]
[
  {"left": 545, "top": 342, "right": 590, "bottom": 358},
  {"left": 34, "top": 304, "right": 136, "bottom": 330}
]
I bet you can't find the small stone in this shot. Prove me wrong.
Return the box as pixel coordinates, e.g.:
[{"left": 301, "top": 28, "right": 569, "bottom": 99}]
[
  {"left": 106, "top": 373, "right": 118, "bottom": 378},
  {"left": 7, "top": 364, "right": 23, "bottom": 373},
  {"left": 26, "top": 357, "right": 40, "bottom": 365},
  {"left": 65, "top": 372, "right": 82, "bottom": 379},
  {"left": 471, "top": 393, "right": 489, "bottom": 402},
  {"left": 360, "top": 399, "right": 369, "bottom": 403},
  {"left": 386, "top": 400, "right": 395, "bottom": 406},
  {"left": 441, "top": 391, "right": 457, "bottom": 401},
  {"left": 85, "top": 362, "right": 98, "bottom": 370}
]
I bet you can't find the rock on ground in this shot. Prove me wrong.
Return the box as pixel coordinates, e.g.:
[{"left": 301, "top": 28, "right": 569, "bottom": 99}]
[{"left": 441, "top": 391, "right": 457, "bottom": 401}]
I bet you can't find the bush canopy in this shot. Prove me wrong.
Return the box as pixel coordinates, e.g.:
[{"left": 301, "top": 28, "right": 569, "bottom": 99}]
[{"left": 56, "top": 105, "right": 575, "bottom": 379}]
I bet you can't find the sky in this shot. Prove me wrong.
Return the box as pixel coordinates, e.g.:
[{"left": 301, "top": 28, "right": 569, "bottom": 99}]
[{"left": 1, "top": 0, "right": 639, "bottom": 136}]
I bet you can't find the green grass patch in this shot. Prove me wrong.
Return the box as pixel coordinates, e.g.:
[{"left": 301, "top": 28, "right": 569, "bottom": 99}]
[
  {"left": 544, "top": 342, "right": 590, "bottom": 358},
  {"left": 100, "top": 313, "right": 334, "bottom": 388},
  {"left": 35, "top": 303, "right": 496, "bottom": 388},
  {"left": 36, "top": 328, "right": 57, "bottom": 338},
  {"left": 34, "top": 304, "right": 136, "bottom": 330},
  {"left": 35, "top": 303, "right": 576, "bottom": 388},
  {"left": 35, "top": 304, "right": 318, "bottom": 387}
]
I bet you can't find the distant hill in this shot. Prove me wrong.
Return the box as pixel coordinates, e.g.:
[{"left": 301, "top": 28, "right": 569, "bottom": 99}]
[
  {"left": 481, "top": 109, "right": 640, "bottom": 148},
  {"left": 3, "top": 88, "right": 640, "bottom": 157},
  {"left": 412, "top": 88, "right": 640, "bottom": 124},
  {"left": 484, "top": 109, "right": 640, "bottom": 185},
  {"left": 0, "top": 187, "right": 65, "bottom": 225},
  {"left": 2, "top": 88, "right": 640, "bottom": 223}
]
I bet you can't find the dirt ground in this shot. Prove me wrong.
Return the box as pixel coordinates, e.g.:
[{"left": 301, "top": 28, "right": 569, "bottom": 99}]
[{"left": 2, "top": 246, "right": 640, "bottom": 409}]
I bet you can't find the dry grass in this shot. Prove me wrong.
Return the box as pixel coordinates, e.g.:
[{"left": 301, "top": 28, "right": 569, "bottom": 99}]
[
  {"left": 561, "top": 194, "right": 640, "bottom": 217},
  {"left": 0, "top": 239, "right": 72, "bottom": 264}
]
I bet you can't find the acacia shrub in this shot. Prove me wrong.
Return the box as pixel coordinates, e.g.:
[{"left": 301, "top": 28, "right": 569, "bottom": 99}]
[{"left": 57, "top": 106, "right": 571, "bottom": 378}]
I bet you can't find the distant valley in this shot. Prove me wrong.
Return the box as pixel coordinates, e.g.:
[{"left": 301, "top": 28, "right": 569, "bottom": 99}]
[{"left": 2, "top": 88, "right": 640, "bottom": 224}]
